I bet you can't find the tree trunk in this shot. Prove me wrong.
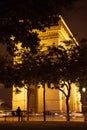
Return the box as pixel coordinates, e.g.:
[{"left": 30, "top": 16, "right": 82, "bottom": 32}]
[
  {"left": 66, "top": 81, "right": 71, "bottom": 121},
  {"left": 66, "top": 96, "right": 70, "bottom": 121},
  {"left": 27, "top": 86, "right": 30, "bottom": 121},
  {"left": 43, "top": 83, "right": 46, "bottom": 121}
]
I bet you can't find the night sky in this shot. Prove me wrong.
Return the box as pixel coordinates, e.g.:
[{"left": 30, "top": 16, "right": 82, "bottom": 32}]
[
  {"left": 0, "top": 0, "right": 87, "bottom": 40},
  {"left": 64, "top": 0, "right": 87, "bottom": 40}
]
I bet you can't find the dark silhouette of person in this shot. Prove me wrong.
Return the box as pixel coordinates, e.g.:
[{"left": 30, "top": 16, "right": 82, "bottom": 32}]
[{"left": 16, "top": 106, "right": 21, "bottom": 121}]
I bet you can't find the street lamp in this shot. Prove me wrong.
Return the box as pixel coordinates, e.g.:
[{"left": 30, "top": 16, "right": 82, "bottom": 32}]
[
  {"left": 82, "top": 87, "right": 86, "bottom": 92},
  {"left": 81, "top": 87, "right": 87, "bottom": 121}
]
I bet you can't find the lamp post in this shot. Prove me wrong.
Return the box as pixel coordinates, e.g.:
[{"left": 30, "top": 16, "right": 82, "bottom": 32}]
[
  {"left": 81, "top": 87, "right": 86, "bottom": 104},
  {"left": 81, "top": 87, "right": 87, "bottom": 121}
]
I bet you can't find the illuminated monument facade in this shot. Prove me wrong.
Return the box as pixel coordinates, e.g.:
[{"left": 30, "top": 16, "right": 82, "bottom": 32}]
[{"left": 12, "top": 16, "right": 81, "bottom": 113}]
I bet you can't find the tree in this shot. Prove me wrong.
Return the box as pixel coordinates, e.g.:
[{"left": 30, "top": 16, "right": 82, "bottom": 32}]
[
  {"left": 19, "top": 50, "right": 40, "bottom": 120},
  {"left": 16, "top": 43, "right": 67, "bottom": 121},
  {"left": 33, "top": 45, "right": 65, "bottom": 121},
  {"left": 44, "top": 43, "right": 79, "bottom": 121},
  {"left": 31, "top": 44, "right": 71, "bottom": 121},
  {"left": 0, "top": 0, "right": 78, "bottom": 121}
]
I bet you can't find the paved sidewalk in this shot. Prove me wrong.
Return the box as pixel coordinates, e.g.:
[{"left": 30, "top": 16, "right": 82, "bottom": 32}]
[
  {"left": 0, "top": 121, "right": 87, "bottom": 130},
  {"left": 0, "top": 116, "right": 84, "bottom": 122}
]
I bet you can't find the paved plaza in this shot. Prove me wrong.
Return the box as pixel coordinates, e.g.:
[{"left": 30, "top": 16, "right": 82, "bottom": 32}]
[
  {"left": 0, "top": 121, "right": 87, "bottom": 130},
  {"left": 0, "top": 115, "right": 84, "bottom": 122}
]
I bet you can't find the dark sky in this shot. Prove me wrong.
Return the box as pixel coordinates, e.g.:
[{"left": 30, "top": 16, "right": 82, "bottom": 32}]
[
  {"left": 0, "top": 0, "right": 87, "bottom": 41},
  {"left": 64, "top": 0, "right": 87, "bottom": 40}
]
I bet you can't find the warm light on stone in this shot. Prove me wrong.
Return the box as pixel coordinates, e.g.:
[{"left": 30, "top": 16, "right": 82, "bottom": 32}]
[{"left": 12, "top": 16, "right": 81, "bottom": 113}]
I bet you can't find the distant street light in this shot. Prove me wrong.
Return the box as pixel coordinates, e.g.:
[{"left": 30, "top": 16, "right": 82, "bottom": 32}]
[{"left": 82, "top": 87, "right": 86, "bottom": 92}]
